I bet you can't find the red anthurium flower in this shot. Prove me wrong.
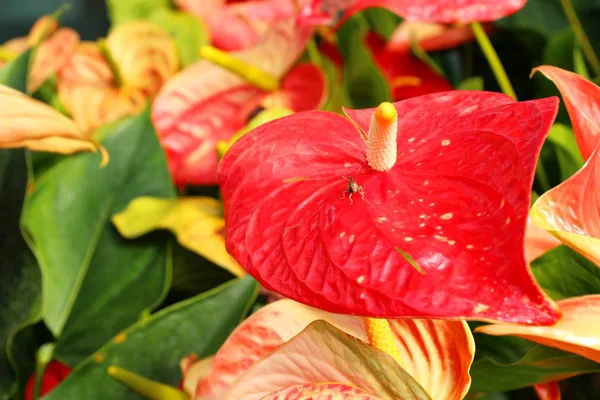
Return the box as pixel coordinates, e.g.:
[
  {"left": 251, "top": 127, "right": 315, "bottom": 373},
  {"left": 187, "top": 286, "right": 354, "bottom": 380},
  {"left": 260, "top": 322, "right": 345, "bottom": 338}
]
[
  {"left": 175, "top": 0, "right": 302, "bottom": 50},
  {"left": 530, "top": 66, "right": 600, "bottom": 267},
  {"left": 183, "top": 299, "right": 474, "bottom": 400},
  {"left": 367, "top": 32, "right": 453, "bottom": 100},
  {"left": 218, "top": 92, "right": 561, "bottom": 324},
  {"left": 299, "top": 0, "right": 527, "bottom": 25},
  {"left": 534, "top": 382, "right": 562, "bottom": 400},
  {"left": 24, "top": 360, "right": 72, "bottom": 400},
  {"left": 152, "top": 20, "right": 325, "bottom": 187}
]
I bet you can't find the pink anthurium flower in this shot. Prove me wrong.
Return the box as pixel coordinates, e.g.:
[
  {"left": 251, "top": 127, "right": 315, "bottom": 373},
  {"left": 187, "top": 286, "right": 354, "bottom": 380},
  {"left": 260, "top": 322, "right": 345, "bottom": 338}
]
[
  {"left": 152, "top": 20, "right": 326, "bottom": 187},
  {"left": 299, "top": 0, "right": 527, "bottom": 25},
  {"left": 366, "top": 32, "right": 453, "bottom": 101},
  {"left": 182, "top": 299, "right": 475, "bottom": 400},
  {"left": 218, "top": 92, "right": 561, "bottom": 324},
  {"left": 175, "top": 0, "right": 303, "bottom": 50},
  {"left": 530, "top": 66, "right": 600, "bottom": 268}
]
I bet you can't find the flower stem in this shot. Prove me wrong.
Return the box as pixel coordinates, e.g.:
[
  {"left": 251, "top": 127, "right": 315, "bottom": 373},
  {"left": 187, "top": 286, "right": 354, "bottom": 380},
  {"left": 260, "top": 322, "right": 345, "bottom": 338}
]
[
  {"left": 559, "top": 0, "right": 600, "bottom": 77},
  {"left": 363, "top": 317, "right": 404, "bottom": 366},
  {"left": 107, "top": 366, "right": 189, "bottom": 400},
  {"left": 199, "top": 45, "right": 280, "bottom": 91},
  {"left": 470, "top": 22, "right": 517, "bottom": 100}
]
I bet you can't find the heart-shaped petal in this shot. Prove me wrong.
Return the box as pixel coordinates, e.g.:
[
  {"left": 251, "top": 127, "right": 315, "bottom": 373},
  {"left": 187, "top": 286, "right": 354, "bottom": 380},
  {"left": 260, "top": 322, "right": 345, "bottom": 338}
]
[
  {"left": 112, "top": 196, "right": 245, "bottom": 277},
  {"left": 224, "top": 320, "right": 431, "bottom": 400},
  {"left": 299, "top": 0, "right": 527, "bottom": 25},
  {"left": 0, "top": 84, "right": 104, "bottom": 159},
  {"left": 531, "top": 67, "right": 600, "bottom": 267},
  {"left": 152, "top": 20, "right": 314, "bottom": 186},
  {"left": 106, "top": 21, "right": 179, "bottom": 96},
  {"left": 29, "top": 27, "right": 80, "bottom": 93},
  {"left": 263, "top": 383, "right": 384, "bottom": 399},
  {"left": 534, "top": 66, "right": 600, "bottom": 161},
  {"left": 219, "top": 91, "right": 560, "bottom": 324},
  {"left": 175, "top": 0, "right": 299, "bottom": 50},
  {"left": 477, "top": 295, "right": 600, "bottom": 364},
  {"left": 57, "top": 43, "right": 146, "bottom": 132},
  {"left": 190, "top": 299, "right": 473, "bottom": 400}
]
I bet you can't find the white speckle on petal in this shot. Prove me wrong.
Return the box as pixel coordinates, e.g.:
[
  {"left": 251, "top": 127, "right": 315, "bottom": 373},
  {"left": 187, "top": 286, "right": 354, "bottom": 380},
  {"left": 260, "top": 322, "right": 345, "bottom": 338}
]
[
  {"left": 339, "top": 232, "right": 346, "bottom": 238},
  {"left": 434, "top": 235, "right": 447, "bottom": 242},
  {"left": 404, "top": 237, "right": 413, "bottom": 242},
  {"left": 441, "top": 139, "right": 451, "bottom": 146},
  {"left": 440, "top": 213, "right": 453, "bottom": 220},
  {"left": 408, "top": 137, "right": 416, "bottom": 143},
  {"left": 360, "top": 293, "right": 365, "bottom": 299},
  {"left": 448, "top": 240, "right": 456, "bottom": 245},
  {"left": 423, "top": 180, "right": 429, "bottom": 186},
  {"left": 376, "top": 217, "right": 387, "bottom": 223},
  {"left": 500, "top": 199, "right": 505, "bottom": 209},
  {"left": 506, "top": 217, "right": 511, "bottom": 224},
  {"left": 349, "top": 234, "right": 355, "bottom": 243},
  {"left": 419, "top": 223, "right": 426, "bottom": 227},
  {"left": 466, "top": 244, "right": 475, "bottom": 249},
  {"left": 357, "top": 275, "right": 365, "bottom": 284},
  {"left": 429, "top": 202, "right": 435, "bottom": 206}
]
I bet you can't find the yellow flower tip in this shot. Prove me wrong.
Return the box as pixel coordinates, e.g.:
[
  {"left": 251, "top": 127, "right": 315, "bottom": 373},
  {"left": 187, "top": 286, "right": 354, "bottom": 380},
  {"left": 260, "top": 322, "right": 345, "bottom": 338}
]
[
  {"left": 107, "top": 365, "right": 119, "bottom": 376},
  {"left": 374, "top": 102, "right": 397, "bottom": 125}
]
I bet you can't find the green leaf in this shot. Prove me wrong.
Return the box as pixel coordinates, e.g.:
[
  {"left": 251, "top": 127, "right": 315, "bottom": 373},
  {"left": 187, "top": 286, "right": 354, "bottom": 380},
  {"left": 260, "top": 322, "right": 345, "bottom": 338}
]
[
  {"left": 22, "top": 109, "right": 176, "bottom": 365},
  {"left": 458, "top": 76, "right": 484, "bottom": 91},
  {"left": 106, "top": 0, "right": 171, "bottom": 26},
  {"left": 0, "top": 48, "right": 32, "bottom": 93},
  {"left": 44, "top": 277, "right": 258, "bottom": 400},
  {"left": 362, "top": 8, "right": 401, "bottom": 40},
  {"left": 531, "top": 245, "right": 600, "bottom": 300},
  {"left": 337, "top": 15, "right": 391, "bottom": 108},
  {"left": 149, "top": 9, "right": 210, "bottom": 67},
  {"left": 319, "top": 53, "right": 352, "bottom": 114},
  {"left": 0, "top": 48, "right": 41, "bottom": 400},
  {"left": 470, "top": 342, "right": 600, "bottom": 392},
  {"left": 497, "top": 0, "right": 569, "bottom": 37},
  {"left": 0, "top": 149, "right": 42, "bottom": 400}
]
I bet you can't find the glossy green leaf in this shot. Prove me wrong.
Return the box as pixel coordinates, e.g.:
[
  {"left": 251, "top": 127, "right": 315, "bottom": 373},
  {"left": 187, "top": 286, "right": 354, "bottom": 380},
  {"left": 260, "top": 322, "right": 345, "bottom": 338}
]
[
  {"left": 22, "top": 109, "right": 176, "bottom": 365},
  {"left": 497, "top": 0, "right": 569, "bottom": 37},
  {"left": 531, "top": 246, "right": 600, "bottom": 301},
  {"left": 470, "top": 342, "right": 600, "bottom": 392},
  {"left": 106, "top": 0, "right": 171, "bottom": 26},
  {"left": 149, "top": 9, "right": 209, "bottom": 67},
  {"left": 0, "top": 48, "right": 41, "bottom": 400},
  {"left": 44, "top": 277, "right": 258, "bottom": 400},
  {"left": 548, "top": 123, "right": 585, "bottom": 182},
  {"left": 337, "top": 15, "right": 391, "bottom": 108}
]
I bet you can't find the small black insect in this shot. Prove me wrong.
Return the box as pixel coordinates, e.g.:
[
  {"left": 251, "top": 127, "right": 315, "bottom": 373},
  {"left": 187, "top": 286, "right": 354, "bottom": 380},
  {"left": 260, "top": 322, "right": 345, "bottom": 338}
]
[{"left": 341, "top": 176, "right": 364, "bottom": 204}]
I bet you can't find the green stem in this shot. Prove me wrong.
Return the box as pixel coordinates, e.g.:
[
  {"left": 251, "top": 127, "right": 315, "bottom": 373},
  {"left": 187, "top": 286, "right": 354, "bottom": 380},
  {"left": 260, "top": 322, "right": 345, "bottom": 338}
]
[
  {"left": 470, "top": 22, "right": 517, "bottom": 100},
  {"left": 559, "top": 0, "right": 600, "bottom": 77}
]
